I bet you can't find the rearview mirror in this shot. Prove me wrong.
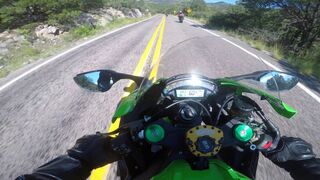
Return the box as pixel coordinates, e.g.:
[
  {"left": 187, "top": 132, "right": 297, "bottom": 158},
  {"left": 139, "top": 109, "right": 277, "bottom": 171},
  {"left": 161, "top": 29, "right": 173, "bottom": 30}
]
[
  {"left": 73, "top": 70, "right": 144, "bottom": 92},
  {"left": 259, "top": 71, "right": 299, "bottom": 91},
  {"left": 74, "top": 70, "right": 117, "bottom": 92}
]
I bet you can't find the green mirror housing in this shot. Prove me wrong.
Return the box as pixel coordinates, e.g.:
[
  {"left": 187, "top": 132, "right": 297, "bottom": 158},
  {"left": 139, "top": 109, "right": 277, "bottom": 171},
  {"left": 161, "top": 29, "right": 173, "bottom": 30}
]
[{"left": 219, "top": 79, "right": 297, "bottom": 119}]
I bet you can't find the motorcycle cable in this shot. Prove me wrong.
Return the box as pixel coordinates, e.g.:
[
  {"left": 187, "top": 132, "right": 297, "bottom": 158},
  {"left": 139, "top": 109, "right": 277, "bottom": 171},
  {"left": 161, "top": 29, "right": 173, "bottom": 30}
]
[
  {"left": 215, "top": 95, "right": 234, "bottom": 126},
  {"left": 215, "top": 94, "right": 266, "bottom": 126},
  {"left": 106, "top": 119, "right": 144, "bottom": 135}
]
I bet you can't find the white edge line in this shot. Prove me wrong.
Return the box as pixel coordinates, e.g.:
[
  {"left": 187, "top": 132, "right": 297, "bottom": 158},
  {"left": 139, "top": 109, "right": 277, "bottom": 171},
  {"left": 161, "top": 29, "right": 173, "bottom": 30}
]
[
  {"left": 184, "top": 19, "right": 220, "bottom": 37},
  {"left": 297, "top": 83, "right": 320, "bottom": 103},
  {"left": 188, "top": 19, "right": 320, "bottom": 104},
  {"left": 0, "top": 16, "right": 155, "bottom": 93},
  {"left": 203, "top": 29, "right": 220, "bottom": 37},
  {"left": 221, "top": 38, "right": 259, "bottom": 59}
]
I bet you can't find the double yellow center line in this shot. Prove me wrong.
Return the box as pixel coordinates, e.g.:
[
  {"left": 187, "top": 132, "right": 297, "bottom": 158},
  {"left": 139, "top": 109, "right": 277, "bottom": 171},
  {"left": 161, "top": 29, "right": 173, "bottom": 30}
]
[{"left": 90, "top": 16, "right": 166, "bottom": 180}]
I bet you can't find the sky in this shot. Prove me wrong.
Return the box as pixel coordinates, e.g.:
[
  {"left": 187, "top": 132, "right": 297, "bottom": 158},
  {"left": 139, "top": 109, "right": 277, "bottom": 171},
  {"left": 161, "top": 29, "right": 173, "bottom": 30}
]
[{"left": 205, "top": 0, "right": 237, "bottom": 4}]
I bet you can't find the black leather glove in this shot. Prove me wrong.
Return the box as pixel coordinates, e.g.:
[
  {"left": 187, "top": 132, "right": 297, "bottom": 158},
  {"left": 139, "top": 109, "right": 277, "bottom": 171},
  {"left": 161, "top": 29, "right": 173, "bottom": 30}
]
[
  {"left": 264, "top": 136, "right": 316, "bottom": 163},
  {"left": 67, "top": 132, "right": 120, "bottom": 169},
  {"left": 263, "top": 136, "right": 320, "bottom": 179}
]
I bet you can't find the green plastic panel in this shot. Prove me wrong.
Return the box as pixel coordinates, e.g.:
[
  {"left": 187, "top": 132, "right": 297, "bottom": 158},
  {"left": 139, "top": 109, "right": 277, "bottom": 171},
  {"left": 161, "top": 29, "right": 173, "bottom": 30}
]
[
  {"left": 112, "top": 80, "right": 161, "bottom": 122},
  {"left": 112, "top": 91, "right": 139, "bottom": 122},
  {"left": 219, "top": 79, "right": 297, "bottom": 119},
  {"left": 152, "top": 159, "right": 251, "bottom": 180}
]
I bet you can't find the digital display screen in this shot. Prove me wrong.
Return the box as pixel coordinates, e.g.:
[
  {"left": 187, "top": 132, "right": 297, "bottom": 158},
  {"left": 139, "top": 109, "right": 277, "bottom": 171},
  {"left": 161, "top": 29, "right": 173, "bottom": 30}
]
[{"left": 176, "top": 89, "right": 205, "bottom": 98}]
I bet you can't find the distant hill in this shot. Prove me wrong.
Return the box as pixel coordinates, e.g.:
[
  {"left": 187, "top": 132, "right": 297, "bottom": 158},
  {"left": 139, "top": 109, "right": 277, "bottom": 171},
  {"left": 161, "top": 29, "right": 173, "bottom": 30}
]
[
  {"left": 145, "top": 0, "right": 182, "bottom": 4},
  {"left": 207, "top": 1, "right": 232, "bottom": 7}
]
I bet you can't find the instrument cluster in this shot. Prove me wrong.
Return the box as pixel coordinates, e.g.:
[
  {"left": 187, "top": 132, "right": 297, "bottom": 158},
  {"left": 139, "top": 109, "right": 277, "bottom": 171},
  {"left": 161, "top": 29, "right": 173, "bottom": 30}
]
[{"left": 163, "top": 74, "right": 218, "bottom": 100}]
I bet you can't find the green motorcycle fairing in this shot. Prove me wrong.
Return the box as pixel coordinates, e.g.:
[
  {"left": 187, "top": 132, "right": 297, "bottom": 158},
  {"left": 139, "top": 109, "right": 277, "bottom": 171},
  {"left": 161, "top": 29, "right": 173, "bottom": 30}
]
[
  {"left": 112, "top": 79, "right": 163, "bottom": 122},
  {"left": 152, "top": 159, "right": 251, "bottom": 180},
  {"left": 112, "top": 90, "right": 140, "bottom": 122},
  {"left": 112, "top": 78, "right": 297, "bottom": 121},
  {"left": 218, "top": 79, "right": 297, "bottom": 119}
]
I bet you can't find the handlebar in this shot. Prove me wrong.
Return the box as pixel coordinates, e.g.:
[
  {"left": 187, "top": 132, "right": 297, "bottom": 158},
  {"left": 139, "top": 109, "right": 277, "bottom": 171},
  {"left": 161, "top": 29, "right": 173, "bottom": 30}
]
[{"left": 110, "top": 93, "right": 281, "bottom": 160}]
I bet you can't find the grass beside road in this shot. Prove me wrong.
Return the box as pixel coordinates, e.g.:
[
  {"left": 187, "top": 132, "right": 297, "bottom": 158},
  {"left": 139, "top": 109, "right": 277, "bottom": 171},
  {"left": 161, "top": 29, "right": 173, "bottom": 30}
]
[
  {"left": 0, "top": 17, "right": 146, "bottom": 78},
  {"left": 218, "top": 29, "right": 320, "bottom": 80},
  {"left": 220, "top": 30, "right": 284, "bottom": 60}
]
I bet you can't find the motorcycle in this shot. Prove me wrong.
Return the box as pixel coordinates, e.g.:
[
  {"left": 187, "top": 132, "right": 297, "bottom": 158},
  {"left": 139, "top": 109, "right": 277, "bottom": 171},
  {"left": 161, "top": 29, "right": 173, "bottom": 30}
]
[
  {"left": 178, "top": 13, "right": 184, "bottom": 23},
  {"left": 73, "top": 38, "right": 299, "bottom": 179}
]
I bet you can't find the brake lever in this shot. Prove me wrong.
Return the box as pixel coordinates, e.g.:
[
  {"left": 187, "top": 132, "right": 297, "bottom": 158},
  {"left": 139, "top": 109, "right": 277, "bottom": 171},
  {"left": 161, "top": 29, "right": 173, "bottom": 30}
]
[{"left": 261, "top": 118, "right": 280, "bottom": 151}]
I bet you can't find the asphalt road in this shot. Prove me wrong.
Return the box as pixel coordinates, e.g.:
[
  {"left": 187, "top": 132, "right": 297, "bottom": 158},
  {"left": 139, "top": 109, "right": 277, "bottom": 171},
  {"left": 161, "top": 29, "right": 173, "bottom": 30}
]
[{"left": 1, "top": 15, "right": 320, "bottom": 179}]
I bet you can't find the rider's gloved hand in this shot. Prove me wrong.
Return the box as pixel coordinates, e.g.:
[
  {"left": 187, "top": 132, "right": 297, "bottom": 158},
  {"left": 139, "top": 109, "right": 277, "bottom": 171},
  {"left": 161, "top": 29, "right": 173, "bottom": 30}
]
[
  {"left": 67, "top": 132, "right": 120, "bottom": 169},
  {"left": 263, "top": 136, "right": 320, "bottom": 180},
  {"left": 263, "top": 136, "right": 316, "bottom": 163}
]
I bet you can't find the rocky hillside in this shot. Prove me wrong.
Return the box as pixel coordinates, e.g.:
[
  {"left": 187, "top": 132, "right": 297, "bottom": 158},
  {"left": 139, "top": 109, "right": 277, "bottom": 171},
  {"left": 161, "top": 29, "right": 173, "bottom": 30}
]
[{"left": 0, "top": 7, "right": 146, "bottom": 68}]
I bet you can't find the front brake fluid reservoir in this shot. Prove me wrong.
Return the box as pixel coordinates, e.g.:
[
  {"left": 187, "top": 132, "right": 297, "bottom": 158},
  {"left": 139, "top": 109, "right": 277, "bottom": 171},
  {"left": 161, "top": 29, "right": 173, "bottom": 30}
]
[{"left": 230, "top": 96, "right": 255, "bottom": 117}]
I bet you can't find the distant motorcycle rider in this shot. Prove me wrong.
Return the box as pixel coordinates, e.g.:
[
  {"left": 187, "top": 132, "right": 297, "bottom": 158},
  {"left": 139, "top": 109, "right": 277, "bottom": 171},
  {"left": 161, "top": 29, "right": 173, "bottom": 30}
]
[
  {"left": 177, "top": 11, "right": 184, "bottom": 23},
  {"left": 17, "top": 134, "right": 320, "bottom": 180},
  {"left": 178, "top": 10, "right": 184, "bottom": 16}
]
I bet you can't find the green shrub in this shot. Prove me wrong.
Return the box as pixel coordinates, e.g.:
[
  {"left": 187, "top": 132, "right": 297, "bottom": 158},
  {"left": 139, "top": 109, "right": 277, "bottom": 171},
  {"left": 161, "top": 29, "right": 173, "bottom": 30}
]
[
  {"left": 288, "top": 45, "right": 320, "bottom": 79},
  {"left": 208, "top": 6, "right": 249, "bottom": 29},
  {"left": 190, "top": 11, "right": 212, "bottom": 19},
  {"left": 17, "top": 23, "right": 39, "bottom": 36},
  {"left": 48, "top": 10, "right": 81, "bottom": 26},
  {"left": 0, "top": 0, "right": 103, "bottom": 30},
  {"left": 69, "top": 25, "right": 98, "bottom": 39}
]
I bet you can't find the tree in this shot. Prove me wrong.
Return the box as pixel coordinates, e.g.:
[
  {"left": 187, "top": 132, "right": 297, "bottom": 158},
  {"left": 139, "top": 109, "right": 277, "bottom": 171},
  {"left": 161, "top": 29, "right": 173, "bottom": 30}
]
[
  {"left": 190, "top": 0, "right": 207, "bottom": 11},
  {"left": 240, "top": 0, "right": 320, "bottom": 54},
  {"left": 208, "top": 5, "right": 249, "bottom": 29},
  {"left": 0, "top": 0, "right": 104, "bottom": 30}
]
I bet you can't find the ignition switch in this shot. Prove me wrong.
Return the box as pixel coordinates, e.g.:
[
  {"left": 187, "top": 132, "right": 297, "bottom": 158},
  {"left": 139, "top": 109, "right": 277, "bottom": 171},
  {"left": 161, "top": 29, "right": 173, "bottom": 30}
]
[{"left": 179, "top": 104, "right": 198, "bottom": 122}]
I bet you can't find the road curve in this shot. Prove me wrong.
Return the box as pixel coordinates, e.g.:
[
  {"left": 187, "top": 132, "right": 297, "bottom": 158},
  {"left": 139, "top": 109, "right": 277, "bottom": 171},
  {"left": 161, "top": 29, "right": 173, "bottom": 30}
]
[{"left": 1, "top": 15, "right": 320, "bottom": 180}]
